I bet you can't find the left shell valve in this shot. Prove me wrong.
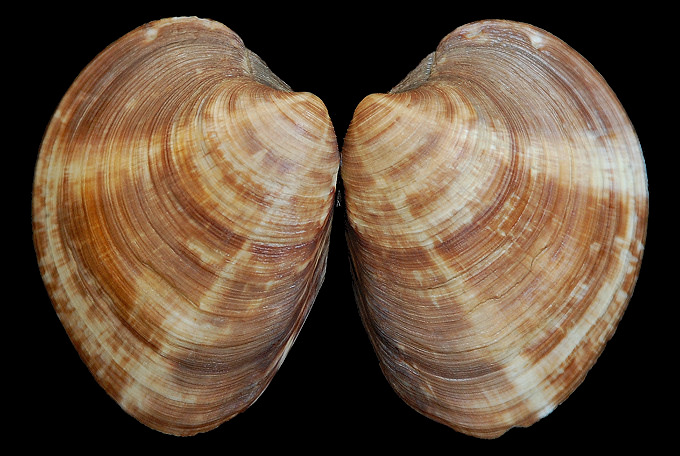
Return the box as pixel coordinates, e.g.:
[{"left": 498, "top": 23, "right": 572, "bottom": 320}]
[{"left": 32, "top": 17, "right": 339, "bottom": 435}]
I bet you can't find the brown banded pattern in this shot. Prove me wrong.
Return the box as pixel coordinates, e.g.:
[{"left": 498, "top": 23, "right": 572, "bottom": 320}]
[
  {"left": 33, "top": 17, "right": 339, "bottom": 435},
  {"left": 341, "top": 20, "right": 648, "bottom": 438}
]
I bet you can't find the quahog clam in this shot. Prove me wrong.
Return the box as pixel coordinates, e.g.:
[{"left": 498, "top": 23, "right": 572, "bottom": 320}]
[
  {"left": 32, "top": 17, "right": 339, "bottom": 435},
  {"left": 341, "top": 20, "right": 648, "bottom": 438}
]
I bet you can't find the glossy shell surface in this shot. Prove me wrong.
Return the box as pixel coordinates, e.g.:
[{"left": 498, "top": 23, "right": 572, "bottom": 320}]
[
  {"left": 33, "top": 17, "right": 339, "bottom": 435},
  {"left": 341, "top": 20, "right": 648, "bottom": 438}
]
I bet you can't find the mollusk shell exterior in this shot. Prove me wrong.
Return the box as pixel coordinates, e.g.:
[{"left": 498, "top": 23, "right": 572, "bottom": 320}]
[
  {"left": 32, "top": 17, "right": 339, "bottom": 435},
  {"left": 342, "top": 20, "right": 647, "bottom": 438}
]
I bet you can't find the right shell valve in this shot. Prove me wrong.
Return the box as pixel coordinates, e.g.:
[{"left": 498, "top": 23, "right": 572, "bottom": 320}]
[{"left": 341, "top": 19, "right": 648, "bottom": 439}]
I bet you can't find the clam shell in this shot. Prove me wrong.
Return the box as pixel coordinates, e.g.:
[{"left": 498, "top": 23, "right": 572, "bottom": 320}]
[
  {"left": 32, "top": 17, "right": 339, "bottom": 435},
  {"left": 341, "top": 20, "right": 648, "bottom": 438}
]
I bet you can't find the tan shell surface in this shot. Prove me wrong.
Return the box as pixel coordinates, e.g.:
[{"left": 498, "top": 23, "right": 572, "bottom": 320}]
[
  {"left": 341, "top": 20, "right": 648, "bottom": 438},
  {"left": 32, "top": 17, "right": 339, "bottom": 435}
]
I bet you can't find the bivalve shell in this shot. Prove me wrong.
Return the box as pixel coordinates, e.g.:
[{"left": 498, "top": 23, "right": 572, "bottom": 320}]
[
  {"left": 341, "top": 20, "right": 648, "bottom": 438},
  {"left": 32, "top": 17, "right": 339, "bottom": 435}
]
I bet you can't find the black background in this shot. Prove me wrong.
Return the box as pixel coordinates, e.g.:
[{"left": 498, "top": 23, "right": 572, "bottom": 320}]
[{"left": 17, "top": 2, "right": 671, "bottom": 451}]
